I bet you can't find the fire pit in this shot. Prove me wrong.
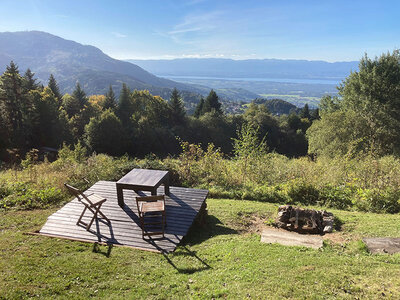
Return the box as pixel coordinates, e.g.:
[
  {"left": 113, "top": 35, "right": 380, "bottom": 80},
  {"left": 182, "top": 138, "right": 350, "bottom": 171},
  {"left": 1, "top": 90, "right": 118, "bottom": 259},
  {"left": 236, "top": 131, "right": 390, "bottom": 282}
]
[{"left": 275, "top": 205, "right": 334, "bottom": 234}]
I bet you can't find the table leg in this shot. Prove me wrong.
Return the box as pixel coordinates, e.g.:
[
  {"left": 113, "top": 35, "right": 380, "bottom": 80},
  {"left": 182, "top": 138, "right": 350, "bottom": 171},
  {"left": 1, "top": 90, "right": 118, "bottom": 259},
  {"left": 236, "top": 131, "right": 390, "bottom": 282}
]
[
  {"left": 116, "top": 185, "right": 124, "bottom": 207},
  {"left": 164, "top": 173, "right": 170, "bottom": 195}
]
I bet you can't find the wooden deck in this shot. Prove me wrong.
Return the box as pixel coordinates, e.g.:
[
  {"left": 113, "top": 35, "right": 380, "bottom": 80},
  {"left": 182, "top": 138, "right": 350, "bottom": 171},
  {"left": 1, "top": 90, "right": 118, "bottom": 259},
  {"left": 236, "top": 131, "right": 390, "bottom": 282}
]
[{"left": 39, "top": 181, "right": 208, "bottom": 253}]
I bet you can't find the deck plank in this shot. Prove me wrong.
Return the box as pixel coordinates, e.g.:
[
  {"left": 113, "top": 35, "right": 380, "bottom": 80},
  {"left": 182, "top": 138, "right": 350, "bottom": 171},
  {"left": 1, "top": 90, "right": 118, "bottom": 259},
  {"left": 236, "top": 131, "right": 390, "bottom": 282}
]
[{"left": 39, "top": 181, "right": 208, "bottom": 253}]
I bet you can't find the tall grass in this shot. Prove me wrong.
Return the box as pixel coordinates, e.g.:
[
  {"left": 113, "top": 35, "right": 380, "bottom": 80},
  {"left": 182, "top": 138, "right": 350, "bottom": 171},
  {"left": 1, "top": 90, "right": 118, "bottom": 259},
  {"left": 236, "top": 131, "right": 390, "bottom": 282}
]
[{"left": 2, "top": 142, "right": 400, "bottom": 213}]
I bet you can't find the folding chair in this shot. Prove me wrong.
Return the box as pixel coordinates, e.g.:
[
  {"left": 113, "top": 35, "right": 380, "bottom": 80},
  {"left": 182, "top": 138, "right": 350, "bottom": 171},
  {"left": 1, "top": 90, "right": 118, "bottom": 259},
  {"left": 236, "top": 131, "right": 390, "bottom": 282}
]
[
  {"left": 136, "top": 195, "right": 166, "bottom": 238},
  {"left": 64, "top": 183, "right": 110, "bottom": 231}
]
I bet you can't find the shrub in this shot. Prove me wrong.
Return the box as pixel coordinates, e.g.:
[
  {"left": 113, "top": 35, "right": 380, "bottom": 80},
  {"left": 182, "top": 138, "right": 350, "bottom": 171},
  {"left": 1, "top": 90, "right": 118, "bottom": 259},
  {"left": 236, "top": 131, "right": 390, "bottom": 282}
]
[{"left": 284, "top": 180, "right": 320, "bottom": 205}]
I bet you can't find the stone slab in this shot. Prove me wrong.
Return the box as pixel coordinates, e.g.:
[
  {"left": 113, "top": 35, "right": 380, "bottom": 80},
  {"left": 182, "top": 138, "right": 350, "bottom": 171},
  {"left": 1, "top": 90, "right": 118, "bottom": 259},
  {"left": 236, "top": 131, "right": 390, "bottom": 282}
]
[
  {"left": 261, "top": 227, "right": 323, "bottom": 249},
  {"left": 363, "top": 237, "right": 400, "bottom": 254}
]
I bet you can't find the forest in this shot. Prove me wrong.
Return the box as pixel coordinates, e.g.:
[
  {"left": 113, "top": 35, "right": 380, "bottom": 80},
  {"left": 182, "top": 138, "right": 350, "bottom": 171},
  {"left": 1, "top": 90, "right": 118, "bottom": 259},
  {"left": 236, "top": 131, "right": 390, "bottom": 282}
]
[
  {"left": 2, "top": 51, "right": 400, "bottom": 214},
  {"left": 0, "top": 61, "right": 318, "bottom": 160}
]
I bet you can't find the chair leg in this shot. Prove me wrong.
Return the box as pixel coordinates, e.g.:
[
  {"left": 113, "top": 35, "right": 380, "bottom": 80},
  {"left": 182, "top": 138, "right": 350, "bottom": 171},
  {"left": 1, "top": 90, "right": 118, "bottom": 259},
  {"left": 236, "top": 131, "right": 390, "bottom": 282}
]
[
  {"left": 98, "top": 210, "right": 110, "bottom": 223},
  {"left": 87, "top": 204, "right": 101, "bottom": 230},
  {"left": 77, "top": 206, "right": 87, "bottom": 226}
]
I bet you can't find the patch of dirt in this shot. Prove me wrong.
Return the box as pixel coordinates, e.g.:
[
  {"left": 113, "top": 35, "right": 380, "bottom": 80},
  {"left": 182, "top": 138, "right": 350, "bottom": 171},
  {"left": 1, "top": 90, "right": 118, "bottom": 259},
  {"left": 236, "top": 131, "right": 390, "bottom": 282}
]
[
  {"left": 237, "top": 212, "right": 351, "bottom": 245},
  {"left": 236, "top": 213, "right": 268, "bottom": 234},
  {"left": 235, "top": 213, "right": 273, "bottom": 234}
]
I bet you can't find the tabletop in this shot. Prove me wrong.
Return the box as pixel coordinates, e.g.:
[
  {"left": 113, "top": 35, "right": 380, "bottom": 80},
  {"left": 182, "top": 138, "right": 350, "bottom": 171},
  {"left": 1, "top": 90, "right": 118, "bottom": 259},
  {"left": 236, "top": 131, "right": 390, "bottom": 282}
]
[{"left": 117, "top": 168, "right": 169, "bottom": 187}]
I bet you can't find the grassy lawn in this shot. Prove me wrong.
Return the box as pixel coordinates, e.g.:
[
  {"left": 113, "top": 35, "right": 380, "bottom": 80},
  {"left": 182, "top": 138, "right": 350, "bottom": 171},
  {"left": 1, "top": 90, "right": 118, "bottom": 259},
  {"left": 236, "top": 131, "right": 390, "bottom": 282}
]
[{"left": 1, "top": 199, "right": 400, "bottom": 299}]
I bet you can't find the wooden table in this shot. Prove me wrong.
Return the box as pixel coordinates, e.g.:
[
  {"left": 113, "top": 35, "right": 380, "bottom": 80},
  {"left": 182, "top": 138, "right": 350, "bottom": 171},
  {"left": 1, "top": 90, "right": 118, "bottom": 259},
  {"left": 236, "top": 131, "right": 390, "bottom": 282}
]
[{"left": 116, "top": 169, "right": 170, "bottom": 207}]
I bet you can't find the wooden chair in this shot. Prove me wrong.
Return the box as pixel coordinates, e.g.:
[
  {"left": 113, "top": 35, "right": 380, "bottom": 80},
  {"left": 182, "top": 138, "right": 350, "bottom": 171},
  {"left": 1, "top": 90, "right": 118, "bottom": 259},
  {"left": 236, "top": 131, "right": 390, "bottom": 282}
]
[
  {"left": 136, "top": 195, "right": 166, "bottom": 238},
  {"left": 64, "top": 183, "right": 110, "bottom": 231}
]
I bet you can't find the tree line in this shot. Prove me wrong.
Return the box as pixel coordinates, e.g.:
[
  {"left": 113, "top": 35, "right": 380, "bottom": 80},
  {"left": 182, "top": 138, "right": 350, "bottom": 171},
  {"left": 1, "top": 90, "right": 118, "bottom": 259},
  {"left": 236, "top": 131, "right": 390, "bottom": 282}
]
[{"left": 0, "top": 61, "right": 321, "bottom": 161}]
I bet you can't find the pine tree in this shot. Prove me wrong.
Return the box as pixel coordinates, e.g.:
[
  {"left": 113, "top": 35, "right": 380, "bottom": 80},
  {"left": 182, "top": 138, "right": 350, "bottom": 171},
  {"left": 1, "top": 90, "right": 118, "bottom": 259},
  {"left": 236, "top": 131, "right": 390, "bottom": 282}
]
[
  {"left": 193, "top": 97, "right": 205, "bottom": 118},
  {"left": 310, "top": 108, "right": 320, "bottom": 121},
  {"left": 48, "top": 74, "right": 62, "bottom": 101},
  {"left": 300, "top": 104, "right": 311, "bottom": 119},
  {"left": 203, "top": 89, "right": 222, "bottom": 115},
  {"left": 168, "top": 88, "right": 185, "bottom": 125},
  {"left": 72, "top": 82, "right": 88, "bottom": 108},
  {"left": 103, "top": 85, "right": 117, "bottom": 110},
  {"left": 23, "top": 68, "right": 39, "bottom": 91},
  {"left": 0, "top": 61, "right": 31, "bottom": 148},
  {"left": 116, "top": 83, "right": 134, "bottom": 125}
]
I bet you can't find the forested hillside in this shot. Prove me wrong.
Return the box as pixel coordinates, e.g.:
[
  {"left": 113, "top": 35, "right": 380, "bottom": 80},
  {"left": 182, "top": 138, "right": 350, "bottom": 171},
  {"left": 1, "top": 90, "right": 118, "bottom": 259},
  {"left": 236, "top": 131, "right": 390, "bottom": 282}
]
[
  {"left": 0, "top": 31, "right": 202, "bottom": 97},
  {"left": 0, "top": 62, "right": 315, "bottom": 160}
]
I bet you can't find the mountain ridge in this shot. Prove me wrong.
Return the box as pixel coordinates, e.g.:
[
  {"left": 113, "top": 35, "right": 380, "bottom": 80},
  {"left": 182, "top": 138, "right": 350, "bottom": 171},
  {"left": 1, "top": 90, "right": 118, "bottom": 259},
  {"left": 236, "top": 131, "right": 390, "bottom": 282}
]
[
  {"left": 0, "top": 31, "right": 200, "bottom": 96},
  {"left": 127, "top": 57, "right": 358, "bottom": 80}
]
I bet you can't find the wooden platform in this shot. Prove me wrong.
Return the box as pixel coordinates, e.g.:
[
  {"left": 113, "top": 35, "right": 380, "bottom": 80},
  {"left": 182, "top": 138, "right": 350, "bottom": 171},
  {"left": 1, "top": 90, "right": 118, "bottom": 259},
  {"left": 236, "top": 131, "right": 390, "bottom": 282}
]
[{"left": 39, "top": 181, "right": 208, "bottom": 253}]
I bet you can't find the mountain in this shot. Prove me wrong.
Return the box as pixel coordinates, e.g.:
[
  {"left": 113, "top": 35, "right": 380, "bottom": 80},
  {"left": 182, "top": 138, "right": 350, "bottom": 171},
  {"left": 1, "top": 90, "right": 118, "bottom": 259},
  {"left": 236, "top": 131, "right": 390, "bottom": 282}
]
[
  {"left": 0, "top": 31, "right": 201, "bottom": 96},
  {"left": 127, "top": 58, "right": 359, "bottom": 81}
]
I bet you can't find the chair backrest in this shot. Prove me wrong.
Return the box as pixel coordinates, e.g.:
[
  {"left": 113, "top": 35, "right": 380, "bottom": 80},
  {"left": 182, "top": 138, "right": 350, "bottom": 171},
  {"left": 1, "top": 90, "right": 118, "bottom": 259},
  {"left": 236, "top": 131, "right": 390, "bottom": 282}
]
[
  {"left": 136, "top": 195, "right": 165, "bottom": 211},
  {"left": 64, "top": 183, "right": 93, "bottom": 206}
]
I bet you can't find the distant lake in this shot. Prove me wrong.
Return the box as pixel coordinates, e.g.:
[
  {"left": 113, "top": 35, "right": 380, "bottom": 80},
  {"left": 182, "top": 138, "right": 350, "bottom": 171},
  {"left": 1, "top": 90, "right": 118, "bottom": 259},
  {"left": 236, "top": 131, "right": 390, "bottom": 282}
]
[{"left": 158, "top": 75, "right": 340, "bottom": 85}]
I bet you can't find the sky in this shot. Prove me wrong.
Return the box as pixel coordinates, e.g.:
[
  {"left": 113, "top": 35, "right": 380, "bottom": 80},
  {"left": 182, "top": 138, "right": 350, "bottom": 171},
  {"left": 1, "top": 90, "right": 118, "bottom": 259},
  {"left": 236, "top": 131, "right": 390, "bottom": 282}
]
[{"left": 0, "top": 0, "right": 399, "bottom": 62}]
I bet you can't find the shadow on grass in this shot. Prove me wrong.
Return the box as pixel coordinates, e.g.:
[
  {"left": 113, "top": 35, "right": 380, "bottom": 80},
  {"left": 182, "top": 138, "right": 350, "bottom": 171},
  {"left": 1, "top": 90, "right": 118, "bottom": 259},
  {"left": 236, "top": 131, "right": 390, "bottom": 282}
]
[
  {"left": 92, "top": 243, "right": 113, "bottom": 257},
  {"left": 161, "top": 214, "right": 237, "bottom": 274},
  {"left": 163, "top": 246, "right": 212, "bottom": 274},
  {"left": 182, "top": 214, "right": 238, "bottom": 246},
  {"left": 334, "top": 216, "right": 343, "bottom": 231}
]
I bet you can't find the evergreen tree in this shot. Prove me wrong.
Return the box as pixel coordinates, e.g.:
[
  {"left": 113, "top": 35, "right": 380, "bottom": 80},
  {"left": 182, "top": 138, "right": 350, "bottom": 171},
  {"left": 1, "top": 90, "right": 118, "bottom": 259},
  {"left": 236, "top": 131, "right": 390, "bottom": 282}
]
[
  {"left": 23, "top": 68, "right": 39, "bottom": 91},
  {"left": 48, "top": 74, "right": 62, "bottom": 101},
  {"left": 203, "top": 89, "right": 222, "bottom": 115},
  {"left": 116, "top": 83, "right": 134, "bottom": 125},
  {"left": 62, "top": 94, "right": 80, "bottom": 117},
  {"left": 102, "top": 85, "right": 117, "bottom": 110},
  {"left": 32, "top": 87, "right": 60, "bottom": 147},
  {"left": 193, "top": 97, "right": 205, "bottom": 118},
  {"left": 310, "top": 108, "right": 320, "bottom": 121},
  {"left": 0, "top": 61, "right": 31, "bottom": 148},
  {"left": 72, "top": 82, "right": 88, "bottom": 108},
  {"left": 299, "top": 104, "right": 311, "bottom": 119},
  {"left": 168, "top": 88, "right": 186, "bottom": 125}
]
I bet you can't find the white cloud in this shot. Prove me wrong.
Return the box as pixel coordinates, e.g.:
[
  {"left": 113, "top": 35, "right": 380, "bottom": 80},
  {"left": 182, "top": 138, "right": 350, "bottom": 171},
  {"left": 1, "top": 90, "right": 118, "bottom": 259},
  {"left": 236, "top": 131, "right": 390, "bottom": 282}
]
[
  {"left": 111, "top": 31, "right": 127, "bottom": 38},
  {"left": 164, "top": 11, "right": 223, "bottom": 45}
]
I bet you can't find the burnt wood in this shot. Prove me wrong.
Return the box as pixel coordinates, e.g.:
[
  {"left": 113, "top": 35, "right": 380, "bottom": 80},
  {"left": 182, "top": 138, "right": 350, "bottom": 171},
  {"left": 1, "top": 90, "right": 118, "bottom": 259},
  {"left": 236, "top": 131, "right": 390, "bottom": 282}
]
[{"left": 39, "top": 181, "right": 208, "bottom": 253}]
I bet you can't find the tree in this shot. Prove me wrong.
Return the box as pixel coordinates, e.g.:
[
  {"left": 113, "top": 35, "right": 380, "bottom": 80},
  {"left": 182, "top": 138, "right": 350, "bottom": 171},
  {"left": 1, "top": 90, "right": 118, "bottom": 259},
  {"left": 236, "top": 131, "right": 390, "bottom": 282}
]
[
  {"left": 23, "top": 68, "right": 39, "bottom": 91},
  {"left": 72, "top": 82, "right": 88, "bottom": 108},
  {"left": 48, "top": 74, "right": 62, "bottom": 101},
  {"left": 116, "top": 83, "right": 134, "bottom": 125},
  {"left": 309, "top": 50, "right": 400, "bottom": 157},
  {"left": 102, "top": 85, "right": 117, "bottom": 111},
  {"left": 0, "top": 61, "right": 32, "bottom": 148},
  {"left": 85, "top": 109, "right": 126, "bottom": 155},
  {"left": 168, "top": 88, "right": 186, "bottom": 125},
  {"left": 307, "top": 110, "right": 370, "bottom": 158},
  {"left": 62, "top": 93, "right": 80, "bottom": 118},
  {"left": 232, "top": 123, "right": 268, "bottom": 183},
  {"left": 202, "top": 89, "right": 222, "bottom": 115},
  {"left": 193, "top": 97, "right": 205, "bottom": 118},
  {"left": 299, "top": 104, "right": 311, "bottom": 119},
  {"left": 31, "top": 87, "right": 61, "bottom": 147}
]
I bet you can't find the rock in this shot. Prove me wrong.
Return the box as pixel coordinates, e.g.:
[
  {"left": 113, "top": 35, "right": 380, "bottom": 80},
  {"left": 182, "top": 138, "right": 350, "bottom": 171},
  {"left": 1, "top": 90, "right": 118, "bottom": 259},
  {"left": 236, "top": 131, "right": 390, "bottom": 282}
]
[
  {"left": 363, "top": 237, "right": 400, "bottom": 254},
  {"left": 261, "top": 227, "right": 323, "bottom": 249},
  {"left": 275, "top": 205, "right": 334, "bottom": 234}
]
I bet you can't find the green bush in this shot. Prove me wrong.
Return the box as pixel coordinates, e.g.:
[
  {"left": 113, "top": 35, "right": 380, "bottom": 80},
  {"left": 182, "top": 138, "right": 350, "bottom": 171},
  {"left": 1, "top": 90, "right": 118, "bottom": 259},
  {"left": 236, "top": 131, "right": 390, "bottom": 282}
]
[
  {"left": 319, "top": 185, "right": 353, "bottom": 210},
  {"left": 352, "top": 188, "right": 400, "bottom": 213},
  {"left": 284, "top": 180, "right": 320, "bottom": 205}
]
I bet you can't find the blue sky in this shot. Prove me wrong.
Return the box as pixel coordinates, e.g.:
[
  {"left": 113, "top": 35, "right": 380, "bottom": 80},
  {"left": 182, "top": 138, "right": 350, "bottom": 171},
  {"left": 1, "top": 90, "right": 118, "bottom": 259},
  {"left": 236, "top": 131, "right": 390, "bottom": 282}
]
[{"left": 0, "top": 0, "right": 399, "bottom": 62}]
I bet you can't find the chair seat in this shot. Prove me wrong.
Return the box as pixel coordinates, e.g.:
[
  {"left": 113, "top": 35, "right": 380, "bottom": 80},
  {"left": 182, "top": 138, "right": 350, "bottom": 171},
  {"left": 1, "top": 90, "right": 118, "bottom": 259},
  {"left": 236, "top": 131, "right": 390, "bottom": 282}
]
[
  {"left": 84, "top": 193, "right": 106, "bottom": 206},
  {"left": 140, "top": 201, "right": 165, "bottom": 213}
]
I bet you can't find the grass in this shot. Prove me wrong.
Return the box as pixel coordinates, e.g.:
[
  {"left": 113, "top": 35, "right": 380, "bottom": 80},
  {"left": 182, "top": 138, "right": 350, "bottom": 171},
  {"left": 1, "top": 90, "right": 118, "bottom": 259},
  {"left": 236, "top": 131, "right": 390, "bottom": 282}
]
[{"left": 1, "top": 198, "right": 400, "bottom": 299}]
